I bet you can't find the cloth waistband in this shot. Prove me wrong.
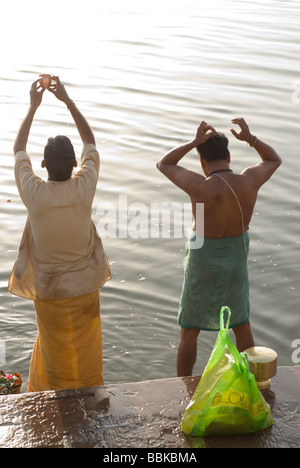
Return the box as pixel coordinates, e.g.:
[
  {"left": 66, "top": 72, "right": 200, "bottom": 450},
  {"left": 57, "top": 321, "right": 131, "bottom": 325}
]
[{"left": 187, "top": 229, "right": 250, "bottom": 258}]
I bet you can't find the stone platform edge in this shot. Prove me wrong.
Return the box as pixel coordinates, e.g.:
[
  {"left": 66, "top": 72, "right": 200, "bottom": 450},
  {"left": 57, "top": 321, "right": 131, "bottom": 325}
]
[{"left": 0, "top": 365, "right": 299, "bottom": 448}]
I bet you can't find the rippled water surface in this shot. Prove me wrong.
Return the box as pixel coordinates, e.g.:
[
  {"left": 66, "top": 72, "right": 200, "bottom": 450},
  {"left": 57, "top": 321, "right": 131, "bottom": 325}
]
[{"left": 0, "top": 0, "right": 299, "bottom": 390}]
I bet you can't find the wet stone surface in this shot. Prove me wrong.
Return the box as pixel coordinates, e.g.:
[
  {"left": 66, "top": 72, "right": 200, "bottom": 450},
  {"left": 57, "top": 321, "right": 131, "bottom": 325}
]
[{"left": 0, "top": 366, "right": 299, "bottom": 448}]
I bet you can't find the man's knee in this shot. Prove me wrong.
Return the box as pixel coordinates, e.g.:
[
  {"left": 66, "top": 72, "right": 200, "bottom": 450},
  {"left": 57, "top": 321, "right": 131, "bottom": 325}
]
[
  {"left": 232, "top": 321, "right": 254, "bottom": 351},
  {"left": 233, "top": 321, "right": 252, "bottom": 336},
  {"left": 180, "top": 328, "right": 200, "bottom": 341}
]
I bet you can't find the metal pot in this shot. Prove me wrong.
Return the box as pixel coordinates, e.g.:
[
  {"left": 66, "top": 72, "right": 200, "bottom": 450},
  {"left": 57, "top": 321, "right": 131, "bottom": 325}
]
[{"left": 244, "top": 346, "right": 277, "bottom": 389}]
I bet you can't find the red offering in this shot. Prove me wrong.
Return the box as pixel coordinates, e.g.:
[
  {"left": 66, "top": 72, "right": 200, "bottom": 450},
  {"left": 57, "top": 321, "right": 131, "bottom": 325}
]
[{"left": 39, "top": 74, "right": 51, "bottom": 89}]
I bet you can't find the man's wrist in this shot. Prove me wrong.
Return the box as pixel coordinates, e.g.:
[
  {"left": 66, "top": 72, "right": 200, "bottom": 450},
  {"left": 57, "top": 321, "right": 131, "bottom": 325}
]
[
  {"left": 190, "top": 139, "right": 200, "bottom": 148},
  {"left": 247, "top": 134, "right": 257, "bottom": 148},
  {"left": 66, "top": 99, "right": 76, "bottom": 110},
  {"left": 29, "top": 103, "right": 39, "bottom": 113}
]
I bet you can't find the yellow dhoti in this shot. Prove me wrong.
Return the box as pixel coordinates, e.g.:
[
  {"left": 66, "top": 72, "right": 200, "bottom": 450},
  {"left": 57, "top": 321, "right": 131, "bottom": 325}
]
[{"left": 28, "top": 290, "right": 104, "bottom": 392}]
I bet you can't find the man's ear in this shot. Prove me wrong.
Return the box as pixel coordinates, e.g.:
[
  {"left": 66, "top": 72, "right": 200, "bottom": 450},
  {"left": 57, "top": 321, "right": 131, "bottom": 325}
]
[
  {"left": 200, "top": 156, "right": 206, "bottom": 170},
  {"left": 228, "top": 152, "right": 231, "bottom": 163},
  {"left": 74, "top": 160, "right": 78, "bottom": 167},
  {"left": 41, "top": 160, "right": 45, "bottom": 168}
]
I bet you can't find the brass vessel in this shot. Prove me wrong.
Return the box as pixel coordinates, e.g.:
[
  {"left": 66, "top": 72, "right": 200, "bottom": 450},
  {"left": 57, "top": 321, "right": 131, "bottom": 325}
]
[{"left": 244, "top": 346, "right": 277, "bottom": 389}]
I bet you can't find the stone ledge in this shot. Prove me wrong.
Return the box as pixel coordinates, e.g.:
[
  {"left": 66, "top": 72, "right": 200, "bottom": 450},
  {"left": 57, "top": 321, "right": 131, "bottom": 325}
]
[{"left": 0, "top": 365, "right": 299, "bottom": 448}]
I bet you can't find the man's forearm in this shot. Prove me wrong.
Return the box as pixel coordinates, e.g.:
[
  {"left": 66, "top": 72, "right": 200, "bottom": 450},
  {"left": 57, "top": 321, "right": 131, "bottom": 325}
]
[
  {"left": 65, "top": 100, "right": 95, "bottom": 146},
  {"left": 157, "top": 140, "right": 196, "bottom": 170},
  {"left": 13, "top": 105, "right": 37, "bottom": 154},
  {"left": 251, "top": 136, "right": 282, "bottom": 164}
]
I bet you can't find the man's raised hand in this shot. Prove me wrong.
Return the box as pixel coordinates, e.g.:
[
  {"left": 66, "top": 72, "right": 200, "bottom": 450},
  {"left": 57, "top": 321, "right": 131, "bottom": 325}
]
[
  {"left": 230, "top": 118, "right": 255, "bottom": 146},
  {"left": 30, "top": 80, "right": 45, "bottom": 110},
  {"left": 47, "top": 76, "right": 73, "bottom": 106},
  {"left": 194, "top": 121, "right": 217, "bottom": 146}
]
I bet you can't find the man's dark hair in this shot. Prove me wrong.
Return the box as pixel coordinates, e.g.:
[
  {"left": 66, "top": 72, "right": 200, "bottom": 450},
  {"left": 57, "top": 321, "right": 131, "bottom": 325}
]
[
  {"left": 44, "top": 135, "right": 76, "bottom": 181},
  {"left": 197, "top": 132, "right": 229, "bottom": 162}
]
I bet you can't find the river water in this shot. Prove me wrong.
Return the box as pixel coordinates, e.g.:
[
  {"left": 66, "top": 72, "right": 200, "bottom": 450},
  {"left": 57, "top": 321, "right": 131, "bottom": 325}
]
[{"left": 0, "top": 0, "right": 299, "bottom": 390}]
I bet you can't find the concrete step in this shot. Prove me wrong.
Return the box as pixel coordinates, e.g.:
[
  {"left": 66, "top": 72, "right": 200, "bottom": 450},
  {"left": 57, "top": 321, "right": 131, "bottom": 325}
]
[{"left": 0, "top": 365, "right": 299, "bottom": 448}]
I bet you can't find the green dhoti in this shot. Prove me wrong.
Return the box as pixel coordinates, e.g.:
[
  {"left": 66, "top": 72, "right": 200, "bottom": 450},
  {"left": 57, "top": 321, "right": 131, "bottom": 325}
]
[{"left": 178, "top": 230, "right": 250, "bottom": 331}]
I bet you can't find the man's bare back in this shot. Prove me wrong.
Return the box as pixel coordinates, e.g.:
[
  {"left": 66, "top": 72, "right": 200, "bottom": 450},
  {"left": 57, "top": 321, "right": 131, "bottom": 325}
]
[
  {"left": 157, "top": 118, "right": 281, "bottom": 239},
  {"left": 191, "top": 172, "right": 258, "bottom": 238},
  {"left": 156, "top": 118, "right": 281, "bottom": 377}
]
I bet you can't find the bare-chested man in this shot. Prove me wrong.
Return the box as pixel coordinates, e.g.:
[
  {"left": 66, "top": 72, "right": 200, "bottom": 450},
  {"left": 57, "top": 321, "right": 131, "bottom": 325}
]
[{"left": 156, "top": 118, "right": 281, "bottom": 377}]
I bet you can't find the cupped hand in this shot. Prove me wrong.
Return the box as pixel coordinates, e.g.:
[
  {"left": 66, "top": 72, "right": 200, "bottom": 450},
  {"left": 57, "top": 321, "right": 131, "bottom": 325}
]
[
  {"left": 230, "top": 118, "right": 255, "bottom": 145},
  {"left": 194, "top": 121, "right": 217, "bottom": 145},
  {"left": 30, "top": 80, "right": 45, "bottom": 109},
  {"left": 47, "top": 76, "right": 72, "bottom": 104}
]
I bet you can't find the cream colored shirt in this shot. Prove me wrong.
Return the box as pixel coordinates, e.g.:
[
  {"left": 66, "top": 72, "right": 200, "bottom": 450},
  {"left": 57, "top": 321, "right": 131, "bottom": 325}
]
[{"left": 9, "top": 144, "right": 111, "bottom": 300}]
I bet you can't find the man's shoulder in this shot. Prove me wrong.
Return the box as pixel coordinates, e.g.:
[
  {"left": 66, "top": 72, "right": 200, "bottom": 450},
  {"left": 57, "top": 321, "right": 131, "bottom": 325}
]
[
  {"left": 81, "top": 143, "right": 99, "bottom": 166},
  {"left": 196, "top": 173, "right": 254, "bottom": 201},
  {"left": 240, "top": 160, "right": 281, "bottom": 191},
  {"left": 14, "top": 150, "right": 31, "bottom": 165},
  {"left": 82, "top": 143, "right": 99, "bottom": 156},
  {"left": 73, "top": 143, "right": 100, "bottom": 185}
]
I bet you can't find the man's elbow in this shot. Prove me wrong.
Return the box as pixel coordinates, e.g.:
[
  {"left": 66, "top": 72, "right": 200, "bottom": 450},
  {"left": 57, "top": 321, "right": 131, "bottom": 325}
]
[
  {"left": 268, "top": 156, "right": 282, "bottom": 180},
  {"left": 13, "top": 143, "right": 23, "bottom": 155},
  {"left": 156, "top": 160, "right": 162, "bottom": 171},
  {"left": 83, "top": 136, "right": 96, "bottom": 146},
  {"left": 268, "top": 155, "right": 282, "bottom": 172},
  {"left": 274, "top": 156, "right": 282, "bottom": 170}
]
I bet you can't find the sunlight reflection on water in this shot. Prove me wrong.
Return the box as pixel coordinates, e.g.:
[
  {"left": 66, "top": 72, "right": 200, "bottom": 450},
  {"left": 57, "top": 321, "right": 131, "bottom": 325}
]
[{"left": 0, "top": 0, "right": 299, "bottom": 389}]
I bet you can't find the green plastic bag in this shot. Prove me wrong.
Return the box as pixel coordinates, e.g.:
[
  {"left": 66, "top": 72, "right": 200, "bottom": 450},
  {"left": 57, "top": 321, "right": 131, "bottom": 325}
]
[{"left": 181, "top": 306, "right": 273, "bottom": 437}]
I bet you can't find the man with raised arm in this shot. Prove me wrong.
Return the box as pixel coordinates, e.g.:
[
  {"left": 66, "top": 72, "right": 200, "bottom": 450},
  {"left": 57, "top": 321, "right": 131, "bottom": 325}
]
[
  {"left": 157, "top": 119, "right": 281, "bottom": 377},
  {"left": 9, "top": 77, "right": 111, "bottom": 391}
]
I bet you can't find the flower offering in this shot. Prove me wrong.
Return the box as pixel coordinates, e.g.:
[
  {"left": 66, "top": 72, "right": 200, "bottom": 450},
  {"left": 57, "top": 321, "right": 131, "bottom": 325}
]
[{"left": 0, "top": 370, "right": 22, "bottom": 395}]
